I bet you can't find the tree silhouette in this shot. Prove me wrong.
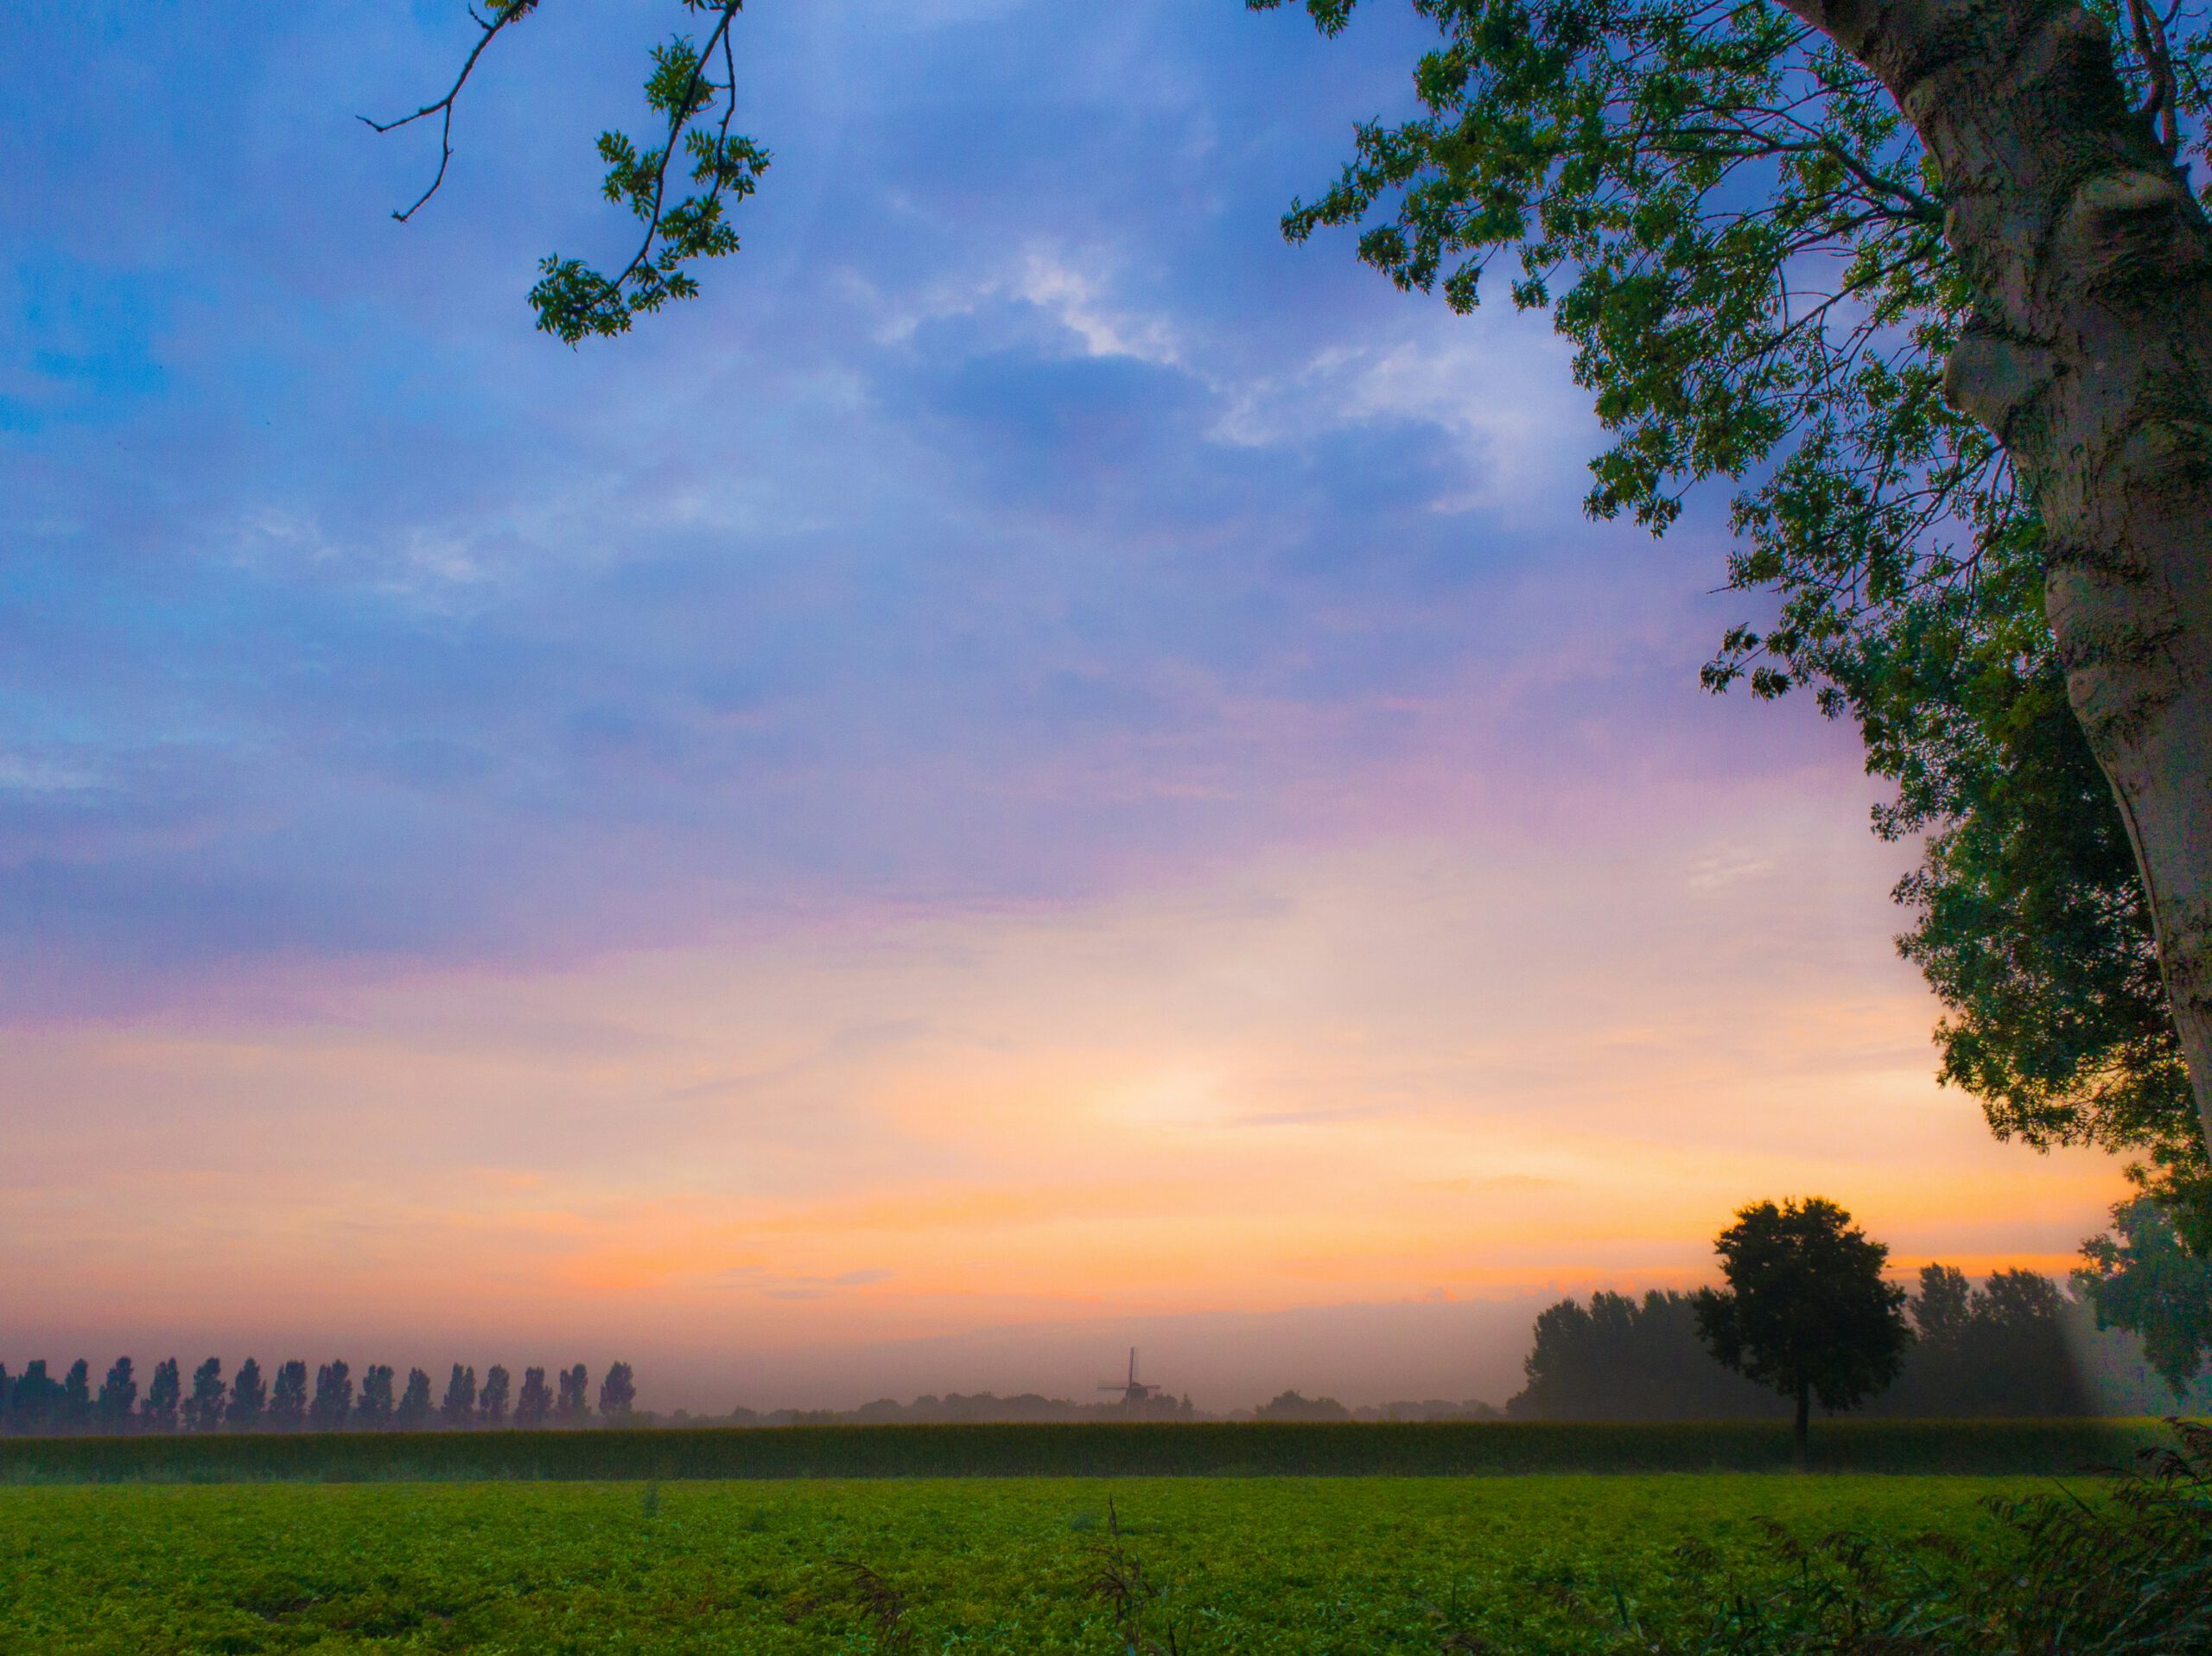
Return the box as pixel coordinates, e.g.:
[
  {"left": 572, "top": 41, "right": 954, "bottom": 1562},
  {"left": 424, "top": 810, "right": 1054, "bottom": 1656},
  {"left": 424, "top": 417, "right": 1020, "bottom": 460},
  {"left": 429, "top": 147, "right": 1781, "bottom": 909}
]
[
  {"left": 438, "top": 1364, "right": 477, "bottom": 1429},
  {"left": 514, "top": 1366, "right": 550, "bottom": 1429},
  {"left": 395, "top": 1367, "right": 434, "bottom": 1430},
  {"left": 10, "top": 1361, "right": 57, "bottom": 1433},
  {"left": 308, "top": 1361, "right": 353, "bottom": 1431},
  {"left": 355, "top": 1364, "right": 397, "bottom": 1429},
  {"left": 1694, "top": 1197, "right": 1910, "bottom": 1464},
  {"left": 555, "top": 1363, "right": 590, "bottom": 1425},
  {"left": 183, "top": 1359, "right": 226, "bottom": 1433},
  {"left": 226, "top": 1358, "right": 268, "bottom": 1431},
  {"left": 597, "top": 1361, "right": 637, "bottom": 1424},
  {"left": 267, "top": 1361, "right": 308, "bottom": 1430},
  {"left": 95, "top": 1358, "right": 137, "bottom": 1432},
  {"left": 142, "top": 1359, "right": 181, "bottom": 1433},
  {"left": 480, "top": 1364, "right": 511, "bottom": 1428},
  {"left": 60, "top": 1360, "right": 93, "bottom": 1432},
  {"left": 1509, "top": 1291, "right": 1784, "bottom": 1419}
]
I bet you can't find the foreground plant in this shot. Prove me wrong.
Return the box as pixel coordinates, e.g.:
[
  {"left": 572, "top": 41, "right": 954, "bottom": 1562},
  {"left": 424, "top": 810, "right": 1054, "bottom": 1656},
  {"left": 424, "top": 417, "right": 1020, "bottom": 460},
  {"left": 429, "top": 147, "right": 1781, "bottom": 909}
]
[{"left": 1655, "top": 1418, "right": 2212, "bottom": 1654}]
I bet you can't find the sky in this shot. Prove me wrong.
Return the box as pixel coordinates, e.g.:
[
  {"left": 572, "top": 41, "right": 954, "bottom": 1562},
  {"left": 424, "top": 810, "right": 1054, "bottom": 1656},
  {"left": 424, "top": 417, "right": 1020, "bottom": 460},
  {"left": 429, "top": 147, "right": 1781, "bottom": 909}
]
[{"left": 0, "top": 0, "right": 2130, "bottom": 1412}]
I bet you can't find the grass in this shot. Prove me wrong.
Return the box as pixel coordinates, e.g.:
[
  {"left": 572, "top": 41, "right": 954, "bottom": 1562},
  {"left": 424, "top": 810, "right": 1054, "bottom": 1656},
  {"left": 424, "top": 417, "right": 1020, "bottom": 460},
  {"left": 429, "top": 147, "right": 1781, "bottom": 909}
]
[
  {"left": 0, "top": 1417, "right": 2167, "bottom": 1484},
  {"left": 0, "top": 1472, "right": 2056, "bottom": 1653}
]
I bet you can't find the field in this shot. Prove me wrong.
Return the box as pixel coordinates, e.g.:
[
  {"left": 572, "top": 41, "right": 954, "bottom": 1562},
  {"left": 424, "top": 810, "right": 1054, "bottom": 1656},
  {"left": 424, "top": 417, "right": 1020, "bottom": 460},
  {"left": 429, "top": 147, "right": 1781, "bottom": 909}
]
[
  {"left": 0, "top": 1417, "right": 2164, "bottom": 1483},
  {"left": 0, "top": 1473, "right": 2057, "bottom": 1654}
]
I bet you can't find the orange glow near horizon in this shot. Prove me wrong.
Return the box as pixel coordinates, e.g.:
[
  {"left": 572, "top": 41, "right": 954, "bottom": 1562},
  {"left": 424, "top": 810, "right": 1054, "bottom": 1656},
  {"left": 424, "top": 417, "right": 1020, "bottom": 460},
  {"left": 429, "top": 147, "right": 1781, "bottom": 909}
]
[{"left": 5, "top": 772, "right": 2129, "bottom": 1406}]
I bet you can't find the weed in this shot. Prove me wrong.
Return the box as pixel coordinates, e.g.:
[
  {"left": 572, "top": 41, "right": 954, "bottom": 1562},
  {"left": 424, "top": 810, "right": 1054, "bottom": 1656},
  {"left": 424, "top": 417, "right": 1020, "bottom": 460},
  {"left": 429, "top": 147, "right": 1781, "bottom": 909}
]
[
  {"left": 830, "top": 1560, "right": 914, "bottom": 1653},
  {"left": 1087, "top": 1499, "right": 1188, "bottom": 1655}
]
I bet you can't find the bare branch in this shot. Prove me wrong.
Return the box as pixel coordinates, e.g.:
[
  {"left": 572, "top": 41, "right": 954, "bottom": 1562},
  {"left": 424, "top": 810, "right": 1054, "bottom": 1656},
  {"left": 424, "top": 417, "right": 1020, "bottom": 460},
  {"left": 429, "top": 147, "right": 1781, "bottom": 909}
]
[{"left": 361, "top": 1, "right": 540, "bottom": 223}]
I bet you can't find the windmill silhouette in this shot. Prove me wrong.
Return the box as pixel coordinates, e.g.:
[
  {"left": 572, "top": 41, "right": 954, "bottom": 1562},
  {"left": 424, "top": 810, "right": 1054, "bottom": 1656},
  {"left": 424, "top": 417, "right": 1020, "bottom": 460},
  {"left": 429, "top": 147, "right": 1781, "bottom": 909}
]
[{"left": 1098, "top": 1348, "right": 1164, "bottom": 1408}]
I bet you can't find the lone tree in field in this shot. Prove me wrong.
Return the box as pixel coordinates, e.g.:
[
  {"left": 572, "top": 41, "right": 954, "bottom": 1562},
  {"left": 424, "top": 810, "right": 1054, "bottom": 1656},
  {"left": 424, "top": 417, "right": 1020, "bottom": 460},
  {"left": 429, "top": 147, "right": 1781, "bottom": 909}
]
[{"left": 1694, "top": 1197, "right": 1909, "bottom": 1462}]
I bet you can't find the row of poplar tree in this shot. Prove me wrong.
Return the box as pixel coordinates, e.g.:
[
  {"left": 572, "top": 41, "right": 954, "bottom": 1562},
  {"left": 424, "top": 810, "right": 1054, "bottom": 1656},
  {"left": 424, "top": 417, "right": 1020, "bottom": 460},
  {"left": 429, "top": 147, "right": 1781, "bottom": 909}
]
[{"left": 0, "top": 1356, "right": 637, "bottom": 1435}]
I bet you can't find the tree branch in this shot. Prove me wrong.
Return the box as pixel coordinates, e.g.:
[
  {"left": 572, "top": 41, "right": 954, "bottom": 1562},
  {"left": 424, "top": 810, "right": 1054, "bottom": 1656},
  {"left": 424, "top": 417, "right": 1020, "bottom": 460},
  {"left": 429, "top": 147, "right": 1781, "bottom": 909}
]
[{"left": 360, "top": 1, "right": 540, "bottom": 224}]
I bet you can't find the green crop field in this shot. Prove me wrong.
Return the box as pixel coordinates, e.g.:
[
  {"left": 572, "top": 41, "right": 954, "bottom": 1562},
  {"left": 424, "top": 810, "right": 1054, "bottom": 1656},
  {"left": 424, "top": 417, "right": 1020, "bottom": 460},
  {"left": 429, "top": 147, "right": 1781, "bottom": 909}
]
[{"left": 0, "top": 1473, "right": 2069, "bottom": 1654}]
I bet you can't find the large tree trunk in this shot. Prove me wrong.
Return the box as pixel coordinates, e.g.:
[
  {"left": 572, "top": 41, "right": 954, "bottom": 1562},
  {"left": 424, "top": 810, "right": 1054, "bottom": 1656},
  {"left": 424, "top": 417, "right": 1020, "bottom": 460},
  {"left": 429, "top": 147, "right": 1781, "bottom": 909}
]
[{"left": 1783, "top": 0, "right": 2212, "bottom": 1152}]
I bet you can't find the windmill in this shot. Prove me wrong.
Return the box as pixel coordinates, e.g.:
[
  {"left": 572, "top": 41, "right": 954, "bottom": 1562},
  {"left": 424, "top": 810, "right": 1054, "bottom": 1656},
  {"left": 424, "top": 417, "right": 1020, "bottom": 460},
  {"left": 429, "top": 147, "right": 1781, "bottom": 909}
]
[{"left": 1098, "top": 1347, "right": 1164, "bottom": 1409}]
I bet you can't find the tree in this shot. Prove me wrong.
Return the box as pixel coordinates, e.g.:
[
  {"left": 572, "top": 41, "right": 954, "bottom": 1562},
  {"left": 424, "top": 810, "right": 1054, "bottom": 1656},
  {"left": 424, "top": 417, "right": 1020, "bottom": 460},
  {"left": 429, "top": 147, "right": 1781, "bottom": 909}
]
[
  {"left": 142, "top": 1359, "right": 181, "bottom": 1433},
  {"left": 514, "top": 1366, "right": 551, "bottom": 1429},
  {"left": 60, "top": 1360, "right": 94, "bottom": 1432},
  {"left": 1694, "top": 1197, "right": 1909, "bottom": 1462},
  {"left": 439, "top": 1364, "right": 478, "bottom": 1429},
  {"left": 356, "top": 1364, "right": 397, "bottom": 1428},
  {"left": 10, "top": 1361, "right": 58, "bottom": 1435},
  {"left": 598, "top": 1361, "right": 637, "bottom": 1424},
  {"left": 1881, "top": 1265, "right": 2089, "bottom": 1416},
  {"left": 1252, "top": 1389, "right": 1354, "bottom": 1420},
  {"left": 183, "top": 1359, "right": 226, "bottom": 1433},
  {"left": 1509, "top": 1289, "right": 1783, "bottom": 1418},
  {"left": 395, "top": 1367, "right": 435, "bottom": 1431},
  {"left": 226, "top": 1358, "right": 268, "bottom": 1431},
  {"left": 2078, "top": 1192, "right": 2212, "bottom": 1394},
  {"left": 555, "top": 1363, "right": 592, "bottom": 1426},
  {"left": 365, "top": 1, "right": 766, "bottom": 343},
  {"left": 267, "top": 1361, "right": 308, "bottom": 1430},
  {"left": 96, "top": 1358, "right": 138, "bottom": 1433},
  {"left": 1876, "top": 636, "right": 2209, "bottom": 1240},
  {"left": 1249, "top": 0, "right": 2212, "bottom": 1158},
  {"left": 308, "top": 1361, "right": 353, "bottom": 1431},
  {"left": 480, "top": 1364, "right": 511, "bottom": 1428}
]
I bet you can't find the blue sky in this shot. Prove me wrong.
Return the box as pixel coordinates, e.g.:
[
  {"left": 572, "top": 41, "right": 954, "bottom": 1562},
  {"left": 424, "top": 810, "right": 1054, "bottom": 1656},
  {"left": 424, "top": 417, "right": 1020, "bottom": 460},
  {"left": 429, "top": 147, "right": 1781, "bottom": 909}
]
[{"left": 2, "top": 0, "right": 1686, "bottom": 1006}]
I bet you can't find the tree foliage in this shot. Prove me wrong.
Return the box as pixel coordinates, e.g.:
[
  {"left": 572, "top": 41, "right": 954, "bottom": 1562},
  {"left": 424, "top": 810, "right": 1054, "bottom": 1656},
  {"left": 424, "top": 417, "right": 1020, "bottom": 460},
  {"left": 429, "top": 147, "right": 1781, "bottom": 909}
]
[
  {"left": 1885, "top": 1265, "right": 2088, "bottom": 1417},
  {"left": 598, "top": 1361, "right": 637, "bottom": 1424},
  {"left": 2078, "top": 1193, "right": 2212, "bottom": 1395},
  {"left": 368, "top": 0, "right": 768, "bottom": 343},
  {"left": 143, "top": 1359, "right": 181, "bottom": 1433},
  {"left": 268, "top": 1360, "right": 308, "bottom": 1430},
  {"left": 1509, "top": 1288, "right": 1784, "bottom": 1418},
  {"left": 224, "top": 1358, "right": 267, "bottom": 1430},
  {"left": 309, "top": 1361, "right": 354, "bottom": 1431},
  {"left": 1694, "top": 1196, "right": 1909, "bottom": 1453},
  {"left": 183, "top": 1359, "right": 226, "bottom": 1433},
  {"left": 1247, "top": 0, "right": 2212, "bottom": 1221},
  {"left": 396, "top": 1367, "right": 435, "bottom": 1430}
]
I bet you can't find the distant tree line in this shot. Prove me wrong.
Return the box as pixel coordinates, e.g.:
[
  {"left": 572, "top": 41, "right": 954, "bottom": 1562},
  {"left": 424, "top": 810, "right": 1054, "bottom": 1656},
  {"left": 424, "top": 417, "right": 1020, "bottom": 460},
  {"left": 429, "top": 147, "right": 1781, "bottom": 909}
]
[
  {"left": 1508, "top": 1266, "right": 2098, "bottom": 1421},
  {"left": 0, "top": 1357, "right": 636, "bottom": 1437}
]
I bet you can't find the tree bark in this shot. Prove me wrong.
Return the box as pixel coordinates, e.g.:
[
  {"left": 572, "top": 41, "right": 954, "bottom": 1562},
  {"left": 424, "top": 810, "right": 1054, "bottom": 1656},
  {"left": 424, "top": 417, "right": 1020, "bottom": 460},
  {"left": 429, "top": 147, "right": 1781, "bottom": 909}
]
[
  {"left": 1793, "top": 1381, "right": 1810, "bottom": 1469},
  {"left": 1779, "top": 0, "right": 2212, "bottom": 1152}
]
